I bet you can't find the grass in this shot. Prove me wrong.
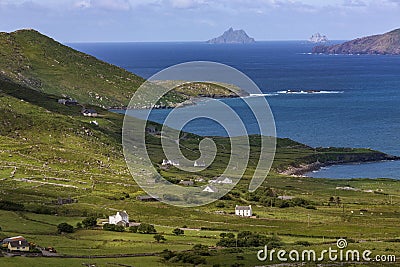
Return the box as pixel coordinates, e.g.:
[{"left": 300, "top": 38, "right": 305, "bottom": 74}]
[
  {"left": 0, "top": 72, "right": 399, "bottom": 266},
  {"left": 0, "top": 29, "right": 245, "bottom": 109}
]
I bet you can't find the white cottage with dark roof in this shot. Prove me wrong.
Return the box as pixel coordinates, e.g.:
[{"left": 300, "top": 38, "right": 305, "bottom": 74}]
[
  {"left": 235, "top": 205, "right": 252, "bottom": 217},
  {"left": 109, "top": 211, "right": 129, "bottom": 226}
]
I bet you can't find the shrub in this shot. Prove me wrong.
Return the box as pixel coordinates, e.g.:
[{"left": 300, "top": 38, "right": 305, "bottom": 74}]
[
  {"left": 76, "top": 222, "right": 83, "bottom": 229},
  {"left": 57, "top": 223, "right": 74, "bottom": 234},
  {"left": 0, "top": 200, "right": 24, "bottom": 211},
  {"left": 154, "top": 234, "right": 166, "bottom": 243},
  {"left": 82, "top": 217, "right": 97, "bottom": 228},
  {"left": 216, "top": 202, "right": 225, "bottom": 208},
  {"left": 137, "top": 223, "right": 157, "bottom": 234},
  {"left": 172, "top": 228, "right": 184, "bottom": 236},
  {"left": 103, "top": 223, "right": 125, "bottom": 232},
  {"left": 129, "top": 225, "right": 138, "bottom": 233}
]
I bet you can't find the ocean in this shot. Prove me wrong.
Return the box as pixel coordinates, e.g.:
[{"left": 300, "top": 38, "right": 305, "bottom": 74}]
[{"left": 69, "top": 41, "right": 400, "bottom": 179}]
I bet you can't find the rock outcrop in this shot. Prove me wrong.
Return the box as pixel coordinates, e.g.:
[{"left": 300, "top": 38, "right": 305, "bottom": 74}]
[{"left": 207, "top": 27, "right": 255, "bottom": 44}]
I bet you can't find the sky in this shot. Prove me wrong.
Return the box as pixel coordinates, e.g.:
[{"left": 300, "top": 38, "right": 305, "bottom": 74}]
[{"left": 1, "top": 0, "right": 400, "bottom": 42}]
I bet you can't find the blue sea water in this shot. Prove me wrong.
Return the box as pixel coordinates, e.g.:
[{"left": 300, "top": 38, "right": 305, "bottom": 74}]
[{"left": 70, "top": 42, "right": 400, "bottom": 179}]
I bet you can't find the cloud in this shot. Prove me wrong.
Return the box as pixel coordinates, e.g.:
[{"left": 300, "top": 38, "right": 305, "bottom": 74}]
[
  {"left": 343, "top": 0, "right": 367, "bottom": 7},
  {"left": 73, "top": 0, "right": 131, "bottom": 11},
  {"left": 169, "top": 0, "right": 207, "bottom": 9}
]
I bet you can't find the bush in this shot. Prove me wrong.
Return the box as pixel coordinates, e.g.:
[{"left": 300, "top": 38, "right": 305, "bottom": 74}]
[
  {"left": 82, "top": 217, "right": 97, "bottom": 228},
  {"left": 103, "top": 223, "right": 125, "bottom": 232},
  {"left": 216, "top": 202, "right": 225, "bottom": 208},
  {"left": 76, "top": 222, "right": 83, "bottom": 229},
  {"left": 305, "top": 205, "right": 317, "bottom": 210},
  {"left": 129, "top": 225, "right": 138, "bottom": 233},
  {"left": 57, "top": 223, "right": 74, "bottom": 234},
  {"left": 161, "top": 249, "right": 206, "bottom": 265},
  {"left": 172, "top": 228, "right": 184, "bottom": 236},
  {"left": 137, "top": 223, "right": 157, "bottom": 234},
  {"left": 154, "top": 234, "right": 166, "bottom": 243},
  {"left": 0, "top": 200, "right": 24, "bottom": 211}
]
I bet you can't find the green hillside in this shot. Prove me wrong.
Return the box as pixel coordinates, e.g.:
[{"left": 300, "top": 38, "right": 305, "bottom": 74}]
[
  {"left": 0, "top": 29, "right": 246, "bottom": 109},
  {"left": 1, "top": 79, "right": 400, "bottom": 266},
  {"left": 1, "top": 35, "right": 399, "bottom": 265}
]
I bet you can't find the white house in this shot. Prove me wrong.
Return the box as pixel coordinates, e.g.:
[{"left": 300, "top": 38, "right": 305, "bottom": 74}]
[
  {"left": 194, "top": 161, "right": 206, "bottom": 167},
  {"left": 162, "top": 159, "right": 180, "bottom": 166},
  {"left": 82, "top": 108, "right": 98, "bottom": 117},
  {"left": 203, "top": 185, "right": 218, "bottom": 193},
  {"left": 235, "top": 205, "right": 252, "bottom": 217},
  {"left": 209, "top": 177, "right": 233, "bottom": 184},
  {"left": 109, "top": 211, "right": 129, "bottom": 226}
]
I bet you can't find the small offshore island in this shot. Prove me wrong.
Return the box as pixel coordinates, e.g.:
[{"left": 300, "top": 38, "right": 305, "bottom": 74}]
[{"left": 207, "top": 27, "right": 255, "bottom": 44}]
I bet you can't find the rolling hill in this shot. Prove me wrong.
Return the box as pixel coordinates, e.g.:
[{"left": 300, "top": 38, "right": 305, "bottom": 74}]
[{"left": 0, "top": 29, "right": 243, "bottom": 109}]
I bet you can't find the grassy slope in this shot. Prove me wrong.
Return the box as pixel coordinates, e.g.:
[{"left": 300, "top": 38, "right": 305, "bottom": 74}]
[
  {"left": 0, "top": 80, "right": 399, "bottom": 266},
  {"left": 0, "top": 29, "right": 246, "bottom": 109}
]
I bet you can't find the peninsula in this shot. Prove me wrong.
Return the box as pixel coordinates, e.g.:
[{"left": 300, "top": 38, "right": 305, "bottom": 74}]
[{"left": 313, "top": 28, "right": 400, "bottom": 55}]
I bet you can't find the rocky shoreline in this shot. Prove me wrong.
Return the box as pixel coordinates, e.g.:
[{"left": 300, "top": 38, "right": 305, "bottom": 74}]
[{"left": 280, "top": 154, "right": 400, "bottom": 177}]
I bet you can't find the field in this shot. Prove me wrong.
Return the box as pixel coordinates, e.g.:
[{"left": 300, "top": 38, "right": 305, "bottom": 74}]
[{"left": 0, "top": 53, "right": 399, "bottom": 266}]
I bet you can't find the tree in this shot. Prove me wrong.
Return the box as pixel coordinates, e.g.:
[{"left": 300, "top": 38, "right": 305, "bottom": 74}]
[
  {"left": 154, "top": 234, "right": 166, "bottom": 243},
  {"left": 220, "top": 233, "right": 227, "bottom": 239},
  {"left": 76, "top": 222, "right": 83, "bottom": 229},
  {"left": 137, "top": 223, "right": 157, "bottom": 234},
  {"left": 57, "top": 223, "right": 74, "bottom": 234},
  {"left": 82, "top": 217, "right": 97, "bottom": 228},
  {"left": 226, "top": 233, "right": 235, "bottom": 239},
  {"left": 103, "top": 223, "right": 125, "bottom": 232},
  {"left": 172, "top": 228, "right": 184, "bottom": 236},
  {"left": 129, "top": 225, "right": 138, "bottom": 233}
]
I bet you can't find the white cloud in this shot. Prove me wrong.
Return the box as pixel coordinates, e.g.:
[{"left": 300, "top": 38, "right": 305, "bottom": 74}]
[
  {"left": 343, "top": 0, "right": 367, "bottom": 7},
  {"left": 73, "top": 0, "right": 131, "bottom": 11},
  {"left": 169, "top": 0, "right": 207, "bottom": 9}
]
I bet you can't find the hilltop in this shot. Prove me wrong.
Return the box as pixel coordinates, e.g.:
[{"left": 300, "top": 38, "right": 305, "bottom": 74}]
[
  {"left": 207, "top": 27, "right": 255, "bottom": 44},
  {"left": 0, "top": 29, "right": 242, "bottom": 109},
  {"left": 313, "top": 28, "right": 400, "bottom": 55}
]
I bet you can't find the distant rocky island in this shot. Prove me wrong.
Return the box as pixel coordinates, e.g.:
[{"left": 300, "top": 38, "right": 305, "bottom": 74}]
[
  {"left": 313, "top": 28, "right": 400, "bottom": 55},
  {"left": 207, "top": 27, "right": 255, "bottom": 44},
  {"left": 309, "top": 33, "right": 329, "bottom": 43}
]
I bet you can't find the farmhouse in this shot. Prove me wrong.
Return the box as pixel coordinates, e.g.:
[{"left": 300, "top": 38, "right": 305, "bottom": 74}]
[
  {"left": 209, "top": 177, "right": 233, "bottom": 184},
  {"left": 2, "top": 236, "right": 30, "bottom": 252},
  {"left": 203, "top": 185, "right": 218, "bottom": 193},
  {"left": 194, "top": 161, "right": 206, "bottom": 167},
  {"left": 162, "top": 159, "right": 180, "bottom": 166},
  {"left": 81, "top": 108, "right": 98, "bottom": 117},
  {"left": 58, "top": 98, "right": 78, "bottom": 105},
  {"left": 179, "top": 180, "right": 194, "bottom": 186},
  {"left": 2, "top": 236, "right": 26, "bottom": 244},
  {"left": 235, "top": 205, "right": 252, "bottom": 217},
  {"left": 8, "top": 240, "right": 30, "bottom": 252},
  {"left": 109, "top": 211, "right": 129, "bottom": 226}
]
